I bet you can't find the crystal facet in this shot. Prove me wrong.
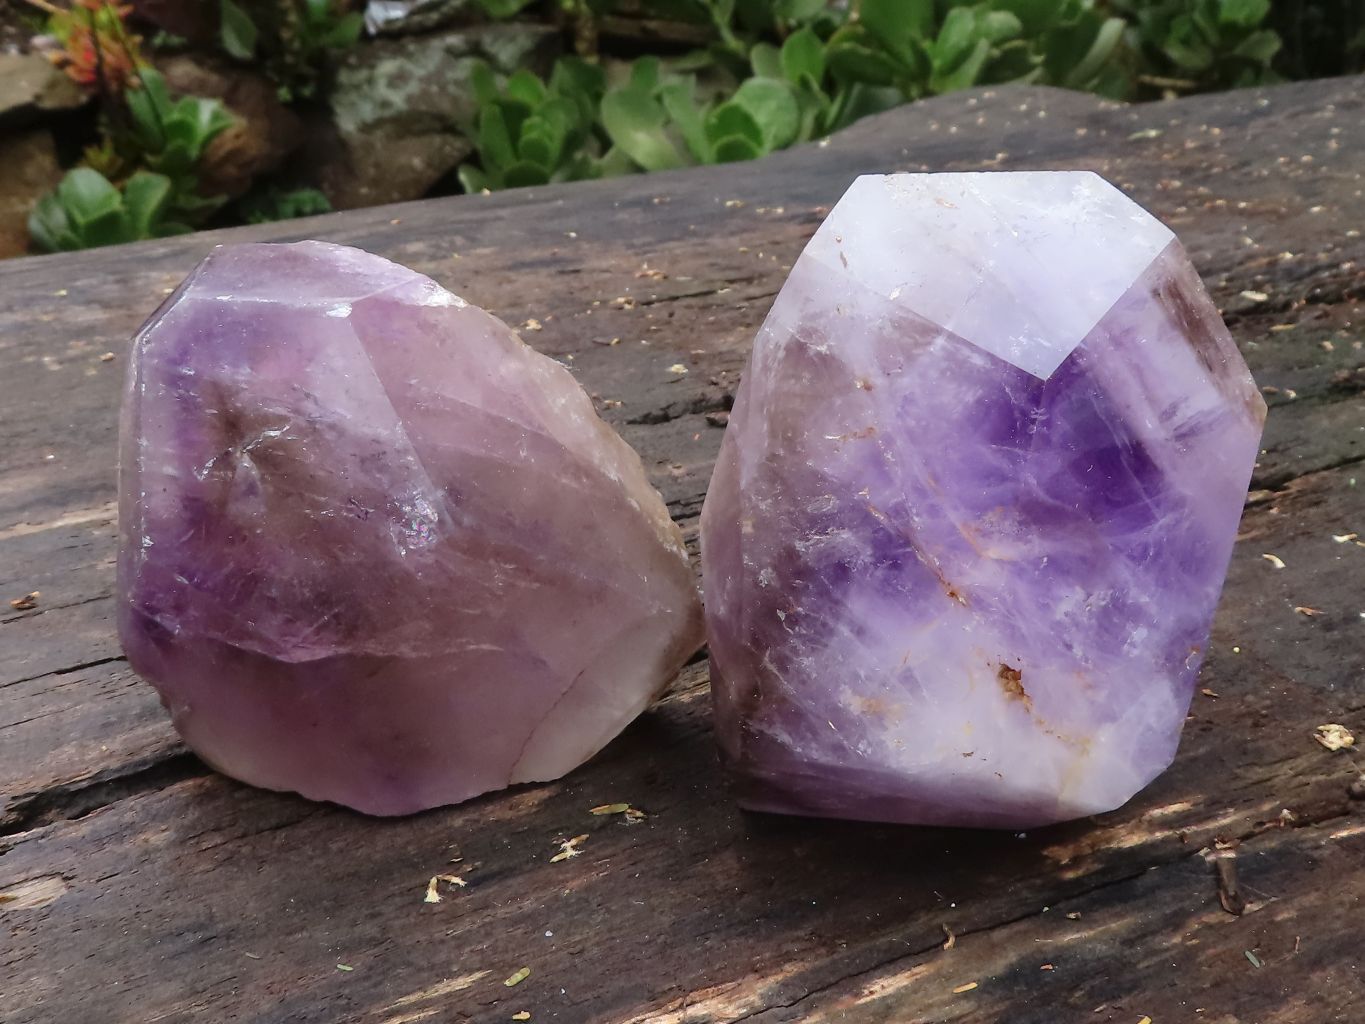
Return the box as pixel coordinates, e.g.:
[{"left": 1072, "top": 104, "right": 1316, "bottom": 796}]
[
  {"left": 701, "top": 172, "right": 1265, "bottom": 829},
  {"left": 119, "top": 241, "right": 704, "bottom": 815}
]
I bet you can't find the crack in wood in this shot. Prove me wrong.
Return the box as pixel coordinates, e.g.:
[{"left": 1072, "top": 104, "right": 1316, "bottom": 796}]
[{"left": 0, "top": 752, "right": 202, "bottom": 841}]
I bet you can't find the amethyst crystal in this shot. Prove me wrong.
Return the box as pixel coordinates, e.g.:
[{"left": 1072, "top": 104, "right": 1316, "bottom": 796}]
[
  {"left": 701, "top": 172, "right": 1265, "bottom": 829},
  {"left": 119, "top": 241, "right": 704, "bottom": 815}
]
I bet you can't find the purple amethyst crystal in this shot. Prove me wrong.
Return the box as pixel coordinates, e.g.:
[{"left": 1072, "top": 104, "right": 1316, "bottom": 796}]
[
  {"left": 119, "top": 241, "right": 704, "bottom": 815},
  {"left": 701, "top": 172, "right": 1265, "bottom": 829}
]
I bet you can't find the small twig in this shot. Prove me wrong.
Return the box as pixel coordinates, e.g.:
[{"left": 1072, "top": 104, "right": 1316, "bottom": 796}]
[
  {"left": 1204, "top": 840, "right": 1246, "bottom": 916},
  {"left": 22, "top": 0, "right": 62, "bottom": 15}
]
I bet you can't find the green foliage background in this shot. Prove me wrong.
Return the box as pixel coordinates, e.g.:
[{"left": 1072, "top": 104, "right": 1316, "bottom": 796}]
[{"left": 458, "top": 0, "right": 1318, "bottom": 190}]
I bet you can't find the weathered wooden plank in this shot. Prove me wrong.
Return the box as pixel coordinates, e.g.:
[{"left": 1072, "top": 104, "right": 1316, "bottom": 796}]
[{"left": 1, "top": 75, "right": 1363, "bottom": 1023}]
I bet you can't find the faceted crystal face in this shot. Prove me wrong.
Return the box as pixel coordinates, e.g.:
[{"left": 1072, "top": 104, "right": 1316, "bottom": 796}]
[
  {"left": 701, "top": 172, "right": 1265, "bottom": 829},
  {"left": 119, "top": 241, "right": 704, "bottom": 815}
]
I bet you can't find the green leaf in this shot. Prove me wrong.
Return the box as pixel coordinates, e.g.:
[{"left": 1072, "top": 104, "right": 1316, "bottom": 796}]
[
  {"left": 988, "top": 39, "right": 1043, "bottom": 82},
  {"left": 503, "top": 161, "right": 552, "bottom": 188},
  {"left": 122, "top": 171, "right": 173, "bottom": 238},
  {"left": 710, "top": 134, "right": 762, "bottom": 163},
  {"left": 825, "top": 82, "right": 908, "bottom": 133},
  {"left": 1064, "top": 16, "right": 1126, "bottom": 88},
  {"left": 630, "top": 56, "right": 663, "bottom": 92},
  {"left": 517, "top": 114, "right": 563, "bottom": 169},
  {"left": 78, "top": 208, "right": 135, "bottom": 249},
  {"left": 826, "top": 39, "right": 902, "bottom": 88},
  {"left": 861, "top": 0, "right": 933, "bottom": 68},
  {"left": 1233, "top": 29, "right": 1281, "bottom": 64},
  {"left": 660, "top": 80, "right": 710, "bottom": 162},
  {"left": 57, "top": 168, "right": 122, "bottom": 224},
  {"left": 550, "top": 56, "right": 606, "bottom": 119},
  {"left": 1218, "top": 0, "right": 1270, "bottom": 28},
  {"left": 478, "top": 104, "right": 518, "bottom": 170},
  {"left": 319, "top": 11, "right": 363, "bottom": 48},
  {"left": 1163, "top": 14, "right": 1215, "bottom": 70},
  {"left": 27, "top": 193, "right": 76, "bottom": 253},
  {"left": 791, "top": 79, "right": 828, "bottom": 141},
  {"left": 704, "top": 101, "right": 763, "bottom": 149},
  {"left": 774, "top": 0, "right": 826, "bottom": 23},
  {"left": 153, "top": 221, "right": 194, "bottom": 238},
  {"left": 750, "top": 42, "right": 783, "bottom": 79},
  {"left": 781, "top": 27, "right": 825, "bottom": 84},
  {"left": 994, "top": 0, "right": 1066, "bottom": 35},
  {"left": 980, "top": 11, "right": 1023, "bottom": 45},
  {"left": 470, "top": 61, "right": 500, "bottom": 108},
  {"left": 458, "top": 164, "right": 490, "bottom": 193},
  {"left": 731, "top": 77, "right": 800, "bottom": 151},
  {"left": 933, "top": 7, "right": 981, "bottom": 71},
  {"left": 600, "top": 85, "right": 686, "bottom": 171},
  {"left": 931, "top": 37, "right": 991, "bottom": 92},
  {"left": 219, "top": 0, "right": 257, "bottom": 60},
  {"left": 505, "top": 69, "right": 547, "bottom": 107}
]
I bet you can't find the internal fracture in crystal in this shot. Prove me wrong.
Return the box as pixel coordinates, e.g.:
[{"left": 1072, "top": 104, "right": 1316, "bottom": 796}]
[
  {"left": 119, "top": 241, "right": 704, "bottom": 815},
  {"left": 701, "top": 172, "right": 1265, "bottom": 828}
]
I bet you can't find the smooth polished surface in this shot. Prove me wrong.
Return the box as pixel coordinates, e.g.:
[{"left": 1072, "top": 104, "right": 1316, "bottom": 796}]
[{"left": 703, "top": 172, "right": 1266, "bottom": 828}]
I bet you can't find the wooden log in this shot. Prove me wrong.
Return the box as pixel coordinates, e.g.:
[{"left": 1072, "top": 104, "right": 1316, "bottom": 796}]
[{"left": 1, "top": 75, "right": 1363, "bottom": 1023}]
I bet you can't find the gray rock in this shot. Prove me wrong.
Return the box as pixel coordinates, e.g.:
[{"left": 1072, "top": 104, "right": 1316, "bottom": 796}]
[
  {"left": 0, "top": 130, "right": 61, "bottom": 259},
  {"left": 319, "top": 22, "right": 558, "bottom": 209},
  {"left": 0, "top": 53, "right": 86, "bottom": 129}
]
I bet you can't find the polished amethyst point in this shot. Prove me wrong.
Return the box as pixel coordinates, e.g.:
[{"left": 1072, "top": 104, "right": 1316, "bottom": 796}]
[
  {"left": 701, "top": 172, "right": 1265, "bottom": 829},
  {"left": 119, "top": 241, "right": 704, "bottom": 815}
]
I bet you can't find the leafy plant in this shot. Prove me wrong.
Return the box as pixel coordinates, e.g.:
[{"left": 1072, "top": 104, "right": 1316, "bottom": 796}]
[
  {"left": 27, "top": 67, "right": 237, "bottom": 252},
  {"left": 218, "top": 0, "right": 364, "bottom": 99},
  {"left": 238, "top": 187, "right": 334, "bottom": 223},
  {"left": 122, "top": 68, "right": 237, "bottom": 221},
  {"left": 458, "top": 58, "right": 617, "bottom": 191},
  {"left": 1114, "top": 0, "right": 1281, "bottom": 90},
  {"left": 28, "top": 168, "right": 190, "bottom": 252},
  {"left": 35, "top": 0, "right": 147, "bottom": 95}
]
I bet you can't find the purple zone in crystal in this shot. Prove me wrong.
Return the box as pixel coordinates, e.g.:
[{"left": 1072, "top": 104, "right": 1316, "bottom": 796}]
[
  {"left": 119, "top": 241, "right": 704, "bottom": 815},
  {"left": 701, "top": 172, "right": 1266, "bottom": 829}
]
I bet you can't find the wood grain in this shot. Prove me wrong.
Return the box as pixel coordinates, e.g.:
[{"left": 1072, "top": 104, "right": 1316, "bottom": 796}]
[{"left": 1, "top": 76, "right": 1363, "bottom": 1024}]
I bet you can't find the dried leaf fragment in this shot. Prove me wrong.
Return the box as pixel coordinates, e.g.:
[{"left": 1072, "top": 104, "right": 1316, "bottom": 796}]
[
  {"left": 1315, "top": 724, "right": 1355, "bottom": 751},
  {"left": 505, "top": 967, "right": 531, "bottom": 987},
  {"left": 1333, "top": 533, "right": 1358, "bottom": 544},
  {"left": 1294, "top": 606, "right": 1324, "bottom": 616},
  {"left": 1261, "top": 553, "right": 1286, "bottom": 569},
  {"left": 438, "top": 874, "right": 467, "bottom": 888},
  {"left": 1138, "top": 1017, "right": 1153, "bottom": 1024},
  {"left": 1240, "top": 289, "right": 1269, "bottom": 302},
  {"left": 522, "top": 318, "right": 543, "bottom": 332},
  {"left": 9, "top": 592, "right": 39, "bottom": 610},
  {"left": 667, "top": 363, "right": 689, "bottom": 376},
  {"left": 951, "top": 981, "right": 978, "bottom": 994},
  {"left": 512, "top": 1014, "right": 532, "bottom": 1022},
  {"left": 941, "top": 924, "right": 956, "bottom": 950},
  {"left": 550, "top": 835, "right": 588, "bottom": 862},
  {"left": 590, "top": 803, "right": 631, "bottom": 816},
  {"left": 337, "top": 963, "right": 354, "bottom": 972},
  {"left": 424, "top": 877, "right": 442, "bottom": 904},
  {"left": 1245, "top": 950, "right": 1263, "bottom": 969}
]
